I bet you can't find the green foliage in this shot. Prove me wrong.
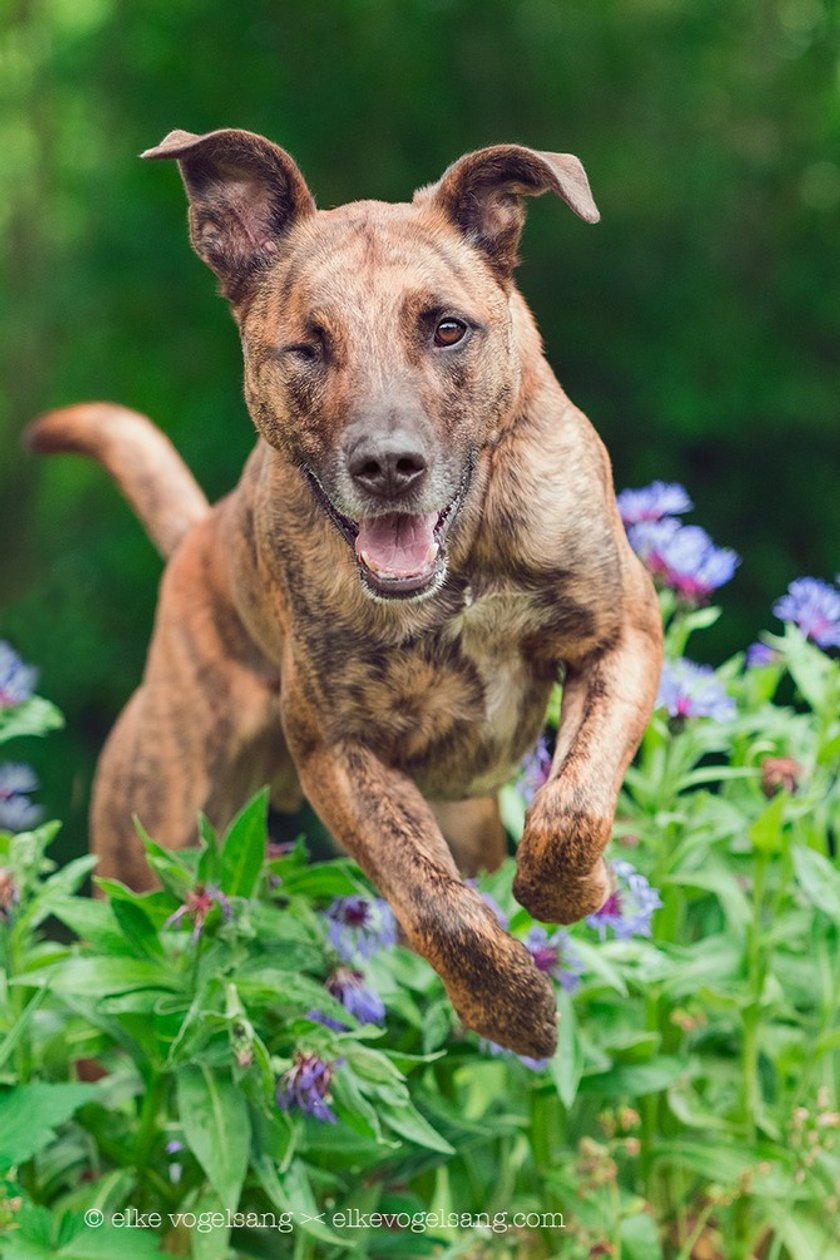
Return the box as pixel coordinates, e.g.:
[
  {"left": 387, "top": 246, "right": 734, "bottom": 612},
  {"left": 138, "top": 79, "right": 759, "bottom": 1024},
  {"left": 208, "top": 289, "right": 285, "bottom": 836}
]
[
  {"left": 2, "top": 0, "right": 840, "bottom": 860},
  {"left": 0, "top": 606, "right": 839, "bottom": 1257}
]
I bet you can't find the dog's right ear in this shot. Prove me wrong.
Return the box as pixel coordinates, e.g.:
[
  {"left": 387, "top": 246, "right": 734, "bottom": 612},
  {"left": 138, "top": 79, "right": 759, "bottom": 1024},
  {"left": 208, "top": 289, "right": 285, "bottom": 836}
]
[{"left": 142, "top": 128, "right": 315, "bottom": 303}]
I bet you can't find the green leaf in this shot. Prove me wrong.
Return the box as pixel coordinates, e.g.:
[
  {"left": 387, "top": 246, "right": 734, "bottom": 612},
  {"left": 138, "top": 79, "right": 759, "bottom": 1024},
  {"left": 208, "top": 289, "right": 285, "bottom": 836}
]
[
  {"left": 750, "top": 791, "right": 787, "bottom": 855},
  {"left": 255, "top": 1155, "right": 345, "bottom": 1245},
  {"left": 110, "top": 898, "right": 165, "bottom": 960},
  {"left": 17, "top": 956, "right": 178, "bottom": 998},
  {"left": 0, "top": 1082, "right": 97, "bottom": 1170},
  {"left": 175, "top": 1065, "right": 250, "bottom": 1211},
  {"left": 550, "top": 989, "right": 583, "bottom": 1106},
  {"left": 219, "top": 788, "right": 268, "bottom": 898},
  {"left": 187, "top": 1190, "right": 230, "bottom": 1260},
  {"left": 41, "top": 897, "right": 126, "bottom": 953},
  {"left": 792, "top": 845, "right": 840, "bottom": 919},
  {"left": 42, "top": 855, "right": 98, "bottom": 897},
  {"left": 377, "top": 1099, "right": 454, "bottom": 1154},
  {"left": 0, "top": 696, "right": 64, "bottom": 745},
  {"left": 583, "top": 1056, "right": 686, "bottom": 1098},
  {"left": 620, "top": 1212, "right": 664, "bottom": 1260},
  {"left": 0, "top": 989, "right": 48, "bottom": 1071},
  {"left": 196, "top": 814, "right": 220, "bottom": 887}
]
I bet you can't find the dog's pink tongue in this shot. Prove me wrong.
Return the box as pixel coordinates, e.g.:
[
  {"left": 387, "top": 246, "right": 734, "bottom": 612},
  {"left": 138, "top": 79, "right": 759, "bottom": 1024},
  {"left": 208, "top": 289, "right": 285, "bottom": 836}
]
[{"left": 355, "top": 513, "right": 438, "bottom": 578}]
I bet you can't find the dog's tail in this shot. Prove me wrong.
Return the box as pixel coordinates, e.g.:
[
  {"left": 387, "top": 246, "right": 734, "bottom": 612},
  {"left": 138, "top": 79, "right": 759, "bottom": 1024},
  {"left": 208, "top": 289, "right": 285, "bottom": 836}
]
[{"left": 26, "top": 402, "right": 210, "bottom": 559}]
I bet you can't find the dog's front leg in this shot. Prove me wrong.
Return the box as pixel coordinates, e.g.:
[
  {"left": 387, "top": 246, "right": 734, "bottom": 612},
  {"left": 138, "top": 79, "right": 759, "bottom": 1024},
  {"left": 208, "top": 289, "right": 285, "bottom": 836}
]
[
  {"left": 281, "top": 669, "right": 558, "bottom": 1058},
  {"left": 514, "top": 563, "right": 663, "bottom": 924}
]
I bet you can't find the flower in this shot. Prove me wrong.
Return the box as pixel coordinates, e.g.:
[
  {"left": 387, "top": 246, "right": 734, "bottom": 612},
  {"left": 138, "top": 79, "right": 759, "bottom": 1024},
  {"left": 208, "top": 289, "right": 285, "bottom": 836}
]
[
  {"left": 306, "top": 1009, "right": 347, "bottom": 1032},
  {"left": 773, "top": 578, "right": 840, "bottom": 649},
  {"left": 616, "top": 481, "right": 693, "bottom": 527},
  {"left": 761, "top": 756, "right": 803, "bottom": 798},
  {"left": 657, "top": 658, "right": 736, "bottom": 722},
  {"left": 517, "top": 734, "right": 552, "bottom": 804},
  {"left": 0, "top": 764, "right": 43, "bottom": 832},
  {"left": 163, "top": 884, "right": 233, "bottom": 940},
  {"left": 628, "top": 519, "right": 739, "bottom": 603},
  {"left": 587, "top": 860, "right": 662, "bottom": 941},
  {"left": 0, "top": 642, "right": 38, "bottom": 709},
  {"left": 325, "top": 967, "right": 385, "bottom": 1025},
  {"left": 0, "top": 867, "right": 20, "bottom": 923},
  {"left": 324, "top": 895, "right": 397, "bottom": 961},
  {"left": 524, "top": 925, "right": 584, "bottom": 993},
  {"left": 482, "top": 1039, "right": 549, "bottom": 1072},
  {"left": 276, "top": 1052, "right": 339, "bottom": 1123},
  {"left": 745, "top": 642, "right": 778, "bottom": 668}
]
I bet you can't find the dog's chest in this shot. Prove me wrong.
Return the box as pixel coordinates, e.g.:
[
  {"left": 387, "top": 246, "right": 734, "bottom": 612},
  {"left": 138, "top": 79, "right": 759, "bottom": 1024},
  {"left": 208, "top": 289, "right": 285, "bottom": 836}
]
[{"left": 326, "top": 585, "right": 554, "bottom": 798}]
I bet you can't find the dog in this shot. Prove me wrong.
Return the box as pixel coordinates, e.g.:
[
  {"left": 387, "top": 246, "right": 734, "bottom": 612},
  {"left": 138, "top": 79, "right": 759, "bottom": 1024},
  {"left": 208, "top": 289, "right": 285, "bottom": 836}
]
[{"left": 28, "top": 129, "right": 663, "bottom": 1058}]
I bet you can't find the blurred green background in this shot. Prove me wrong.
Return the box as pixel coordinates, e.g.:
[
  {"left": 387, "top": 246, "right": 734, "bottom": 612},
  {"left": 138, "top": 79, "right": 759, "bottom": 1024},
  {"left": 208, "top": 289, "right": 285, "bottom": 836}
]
[{"left": 2, "top": 0, "right": 839, "bottom": 859}]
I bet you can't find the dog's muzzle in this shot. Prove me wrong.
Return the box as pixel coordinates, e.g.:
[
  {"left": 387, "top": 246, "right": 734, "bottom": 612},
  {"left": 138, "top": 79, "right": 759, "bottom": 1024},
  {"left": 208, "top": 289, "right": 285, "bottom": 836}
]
[{"left": 304, "top": 459, "right": 473, "bottom": 600}]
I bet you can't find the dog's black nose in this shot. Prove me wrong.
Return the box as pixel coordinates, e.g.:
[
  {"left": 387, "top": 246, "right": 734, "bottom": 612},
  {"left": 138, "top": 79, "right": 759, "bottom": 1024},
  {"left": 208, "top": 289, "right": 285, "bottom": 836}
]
[{"left": 348, "top": 432, "right": 428, "bottom": 499}]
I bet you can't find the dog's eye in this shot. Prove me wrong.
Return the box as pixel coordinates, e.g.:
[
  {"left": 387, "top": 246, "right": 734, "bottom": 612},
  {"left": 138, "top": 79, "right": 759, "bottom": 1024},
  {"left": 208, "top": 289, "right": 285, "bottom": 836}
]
[
  {"left": 284, "top": 343, "right": 320, "bottom": 363},
  {"left": 433, "top": 318, "right": 468, "bottom": 348}
]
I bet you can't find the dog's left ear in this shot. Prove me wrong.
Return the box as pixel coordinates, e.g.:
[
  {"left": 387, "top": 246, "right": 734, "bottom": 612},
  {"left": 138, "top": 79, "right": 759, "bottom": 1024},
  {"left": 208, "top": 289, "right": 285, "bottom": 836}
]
[
  {"left": 417, "top": 144, "right": 599, "bottom": 280},
  {"left": 142, "top": 128, "right": 315, "bottom": 303}
]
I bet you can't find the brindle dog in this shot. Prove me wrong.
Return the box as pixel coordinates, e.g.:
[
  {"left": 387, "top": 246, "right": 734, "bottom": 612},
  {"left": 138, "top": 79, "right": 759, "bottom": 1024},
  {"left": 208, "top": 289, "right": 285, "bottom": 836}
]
[{"left": 29, "top": 129, "right": 663, "bottom": 1058}]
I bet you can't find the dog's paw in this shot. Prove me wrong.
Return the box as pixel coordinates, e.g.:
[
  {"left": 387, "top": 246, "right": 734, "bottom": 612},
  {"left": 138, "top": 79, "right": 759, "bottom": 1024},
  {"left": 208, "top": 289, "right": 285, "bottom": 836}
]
[
  {"left": 513, "top": 800, "right": 614, "bottom": 924},
  {"left": 513, "top": 856, "right": 612, "bottom": 926},
  {"left": 418, "top": 891, "right": 557, "bottom": 1059},
  {"left": 447, "top": 932, "right": 559, "bottom": 1060}
]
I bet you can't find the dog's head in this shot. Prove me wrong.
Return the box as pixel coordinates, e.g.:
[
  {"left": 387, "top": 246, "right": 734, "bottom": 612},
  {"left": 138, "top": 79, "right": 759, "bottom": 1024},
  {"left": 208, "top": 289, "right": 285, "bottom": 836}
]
[{"left": 143, "top": 129, "right": 598, "bottom": 600}]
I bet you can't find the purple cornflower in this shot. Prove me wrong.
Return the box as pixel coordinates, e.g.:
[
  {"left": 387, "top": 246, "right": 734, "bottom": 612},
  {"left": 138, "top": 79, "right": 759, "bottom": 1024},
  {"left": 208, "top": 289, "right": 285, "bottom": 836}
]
[
  {"left": 0, "top": 642, "right": 38, "bottom": 709},
  {"left": 306, "top": 1009, "right": 347, "bottom": 1032},
  {"left": 628, "top": 519, "right": 739, "bottom": 604},
  {"left": 587, "top": 860, "right": 662, "bottom": 941},
  {"left": 163, "top": 883, "right": 233, "bottom": 941},
  {"left": 324, "top": 895, "right": 397, "bottom": 961},
  {"left": 745, "top": 642, "right": 778, "bottom": 668},
  {"left": 0, "top": 764, "right": 43, "bottom": 832},
  {"left": 482, "top": 1039, "right": 549, "bottom": 1072},
  {"left": 617, "top": 481, "right": 692, "bottom": 527},
  {"left": 524, "top": 926, "right": 584, "bottom": 993},
  {"left": 326, "top": 967, "right": 385, "bottom": 1025},
  {"left": 0, "top": 867, "right": 20, "bottom": 923},
  {"left": 276, "top": 1052, "right": 339, "bottom": 1123},
  {"left": 773, "top": 578, "right": 840, "bottom": 650},
  {"left": 657, "top": 658, "right": 736, "bottom": 722},
  {"left": 518, "top": 735, "right": 552, "bottom": 804}
]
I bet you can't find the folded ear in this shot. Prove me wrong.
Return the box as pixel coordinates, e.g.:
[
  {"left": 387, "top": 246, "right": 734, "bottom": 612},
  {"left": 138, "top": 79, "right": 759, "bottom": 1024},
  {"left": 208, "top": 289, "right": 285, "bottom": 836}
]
[
  {"left": 142, "top": 128, "right": 315, "bottom": 303},
  {"left": 417, "top": 144, "right": 599, "bottom": 280}
]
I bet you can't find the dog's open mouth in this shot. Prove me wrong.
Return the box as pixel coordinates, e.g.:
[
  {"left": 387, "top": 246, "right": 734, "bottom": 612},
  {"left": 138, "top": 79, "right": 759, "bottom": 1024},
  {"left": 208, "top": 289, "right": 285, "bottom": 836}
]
[{"left": 305, "top": 462, "right": 472, "bottom": 599}]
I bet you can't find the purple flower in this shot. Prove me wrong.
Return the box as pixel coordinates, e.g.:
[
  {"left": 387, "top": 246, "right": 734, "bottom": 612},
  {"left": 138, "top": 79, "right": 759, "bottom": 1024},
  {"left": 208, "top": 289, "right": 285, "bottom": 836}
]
[
  {"left": 773, "top": 578, "right": 840, "bottom": 650},
  {"left": 324, "top": 895, "right": 397, "bottom": 961},
  {"left": 306, "top": 1009, "right": 347, "bottom": 1032},
  {"left": 326, "top": 967, "right": 385, "bottom": 1025},
  {"left": 276, "top": 1052, "right": 339, "bottom": 1123},
  {"left": 482, "top": 1039, "right": 549, "bottom": 1072},
  {"left": 628, "top": 520, "right": 739, "bottom": 604},
  {"left": 0, "top": 764, "right": 43, "bottom": 832},
  {"left": 617, "top": 482, "right": 693, "bottom": 527},
  {"left": 163, "top": 883, "right": 233, "bottom": 941},
  {"left": 745, "top": 642, "right": 778, "bottom": 668},
  {"left": 0, "top": 643, "right": 38, "bottom": 709},
  {"left": 524, "top": 926, "right": 583, "bottom": 993},
  {"left": 0, "top": 867, "right": 20, "bottom": 923},
  {"left": 657, "top": 658, "right": 736, "bottom": 722},
  {"left": 518, "top": 735, "right": 552, "bottom": 804},
  {"left": 587, "top": 860, "right": 662, "bottom": 941}
]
